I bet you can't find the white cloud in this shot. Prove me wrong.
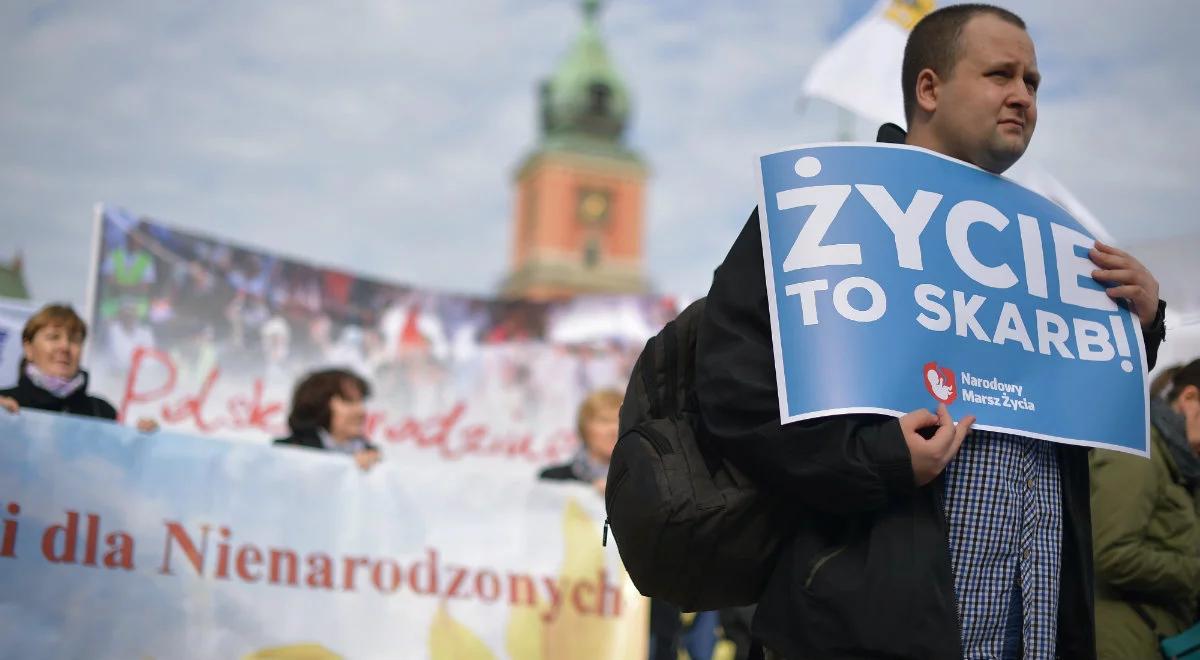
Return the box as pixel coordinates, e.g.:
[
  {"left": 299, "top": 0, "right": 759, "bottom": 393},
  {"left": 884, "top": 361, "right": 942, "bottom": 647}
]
[{"left": 0, "top": 0, "right": 1196, "bottom": 306}]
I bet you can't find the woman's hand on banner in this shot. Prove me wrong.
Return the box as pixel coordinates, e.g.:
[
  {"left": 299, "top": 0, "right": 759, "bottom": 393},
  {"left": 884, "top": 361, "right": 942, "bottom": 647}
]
[
  {"left": 900, "top": 404, "right": 975, "bottom": 486},
  {"left": 0, "top": 396, "right": 17, "bottom": 414},
  {"left": 136, "top": 417, "right": 159, "bottom": 432},
  {"left": 354, "top": 449, "right": 381, "bottom": 472}
]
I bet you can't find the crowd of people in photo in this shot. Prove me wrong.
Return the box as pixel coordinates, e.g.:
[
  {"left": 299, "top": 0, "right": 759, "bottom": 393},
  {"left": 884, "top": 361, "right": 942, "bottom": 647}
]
[{"left": 90, "top": 210, "right": 673, "bottom": 435}]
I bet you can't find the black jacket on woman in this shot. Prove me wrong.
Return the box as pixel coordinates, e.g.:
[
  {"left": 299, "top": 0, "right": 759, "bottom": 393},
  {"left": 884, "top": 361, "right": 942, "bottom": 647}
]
[
  {"left": 0, "top": 370, "right": 117, "bottom": 420},
  {"left": 537, "top": 462, "right": 578, "bottom": 481},
  {"left": 273, "top": 427, "right": 378, "bottom": 452}
]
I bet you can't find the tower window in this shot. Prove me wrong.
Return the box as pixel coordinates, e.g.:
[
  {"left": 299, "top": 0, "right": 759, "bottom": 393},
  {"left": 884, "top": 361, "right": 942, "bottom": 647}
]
[
  {"left": 584, "top": 238, "right": 601, "bottom": 268},
  {"left": 588, "top": 83, "right": 611, "bottom": 116},
  {"left": 523, "top": 191, "right": 538, "bottom": 241}
]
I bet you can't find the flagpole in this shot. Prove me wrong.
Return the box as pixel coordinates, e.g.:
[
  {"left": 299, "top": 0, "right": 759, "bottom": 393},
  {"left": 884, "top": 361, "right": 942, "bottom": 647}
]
[{"left": 837, "top": 106, "right": 855, "bottom": 141}]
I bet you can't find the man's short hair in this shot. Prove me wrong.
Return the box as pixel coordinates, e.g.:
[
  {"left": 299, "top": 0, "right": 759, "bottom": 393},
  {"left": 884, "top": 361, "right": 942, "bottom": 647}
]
[
  {"left": 287, "top": 368, "right": 371, "bottom": 434},
  {"left": 22, "top": 304, "right": 87, "bottom": 344},
  {"left": 902, "top": 4, "right": 1027, "bottom": 123}
]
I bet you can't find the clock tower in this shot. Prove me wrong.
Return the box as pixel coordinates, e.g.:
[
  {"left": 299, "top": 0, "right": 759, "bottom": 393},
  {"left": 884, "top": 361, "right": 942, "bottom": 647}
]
[{"left": 501, "top": 0, "right": 649, "bottom": 300}]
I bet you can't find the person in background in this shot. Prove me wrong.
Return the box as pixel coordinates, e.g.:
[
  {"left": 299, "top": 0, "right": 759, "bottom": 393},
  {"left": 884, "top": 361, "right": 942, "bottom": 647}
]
[
  {"left": 105, "top": 297, "right": 156, "bottom": 373},
  {"left": 274, "top": 368, "right": 380, "bottom": 472},
  {"left": 539, "top": 389, "right": 722, "bottom": 660},
  {"left": 1091, "top": 358, "right": 1200, "bottom": 658},
  {"left": 719, "top": 606, "right": 758, "bottom": 660},
  {"left": 260, "top": 316, "right": 295, "bottom": 389},
  {"left": 0, "top": 304, "right": 156, "bottom": 431},
  {"left": 100, "top": 229, "right": 156, "bottom": 320},
  {"left": 539, "top": 388, "right": 621, "bottom": 492}
]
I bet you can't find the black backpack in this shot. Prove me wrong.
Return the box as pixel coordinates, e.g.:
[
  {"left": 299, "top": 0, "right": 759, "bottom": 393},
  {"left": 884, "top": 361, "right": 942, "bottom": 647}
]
[{"left": 604, "top": 297, "right": 786, "bottom": 612}]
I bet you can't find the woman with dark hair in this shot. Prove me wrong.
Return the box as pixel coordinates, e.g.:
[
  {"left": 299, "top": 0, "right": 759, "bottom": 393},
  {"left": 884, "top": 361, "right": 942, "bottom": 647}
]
[
  {"left": 0, "top": 303, "right": 154, "bottom": 430},
  {"left": 274, "top": 368, "right": 380, "bottom": 471},
  {"left": 1092, "top": 358, "right": 1200, "bottom": 658}
]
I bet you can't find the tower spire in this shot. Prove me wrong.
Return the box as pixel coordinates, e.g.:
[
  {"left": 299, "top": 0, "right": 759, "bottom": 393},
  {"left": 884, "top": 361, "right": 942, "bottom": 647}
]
[
  {"left": 503, "top": 0, "right": 648, "bottom": 301},
  {"left": 582, "top": 0, "right": 601, "bottom": 23}
]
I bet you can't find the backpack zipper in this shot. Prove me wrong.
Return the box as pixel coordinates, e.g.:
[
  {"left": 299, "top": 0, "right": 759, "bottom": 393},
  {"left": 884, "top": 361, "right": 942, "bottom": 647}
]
[{"left": 803, "top": 545, "right": 847, "bottom": 589}]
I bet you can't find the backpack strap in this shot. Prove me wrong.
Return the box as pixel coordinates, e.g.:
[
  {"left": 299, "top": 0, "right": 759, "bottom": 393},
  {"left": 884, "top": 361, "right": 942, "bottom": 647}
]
[
  {"left": 661, "top": 320, "right": 679, "bottom": 415},
  {"left": 681, "top": 333, "right": 697, "bottom": 412},
  {"left": 1130, "top": 602, "right": 1166, "bottom": 643},
  {"left": 640, "top": 335, "right": 661, "bottom": 419}
]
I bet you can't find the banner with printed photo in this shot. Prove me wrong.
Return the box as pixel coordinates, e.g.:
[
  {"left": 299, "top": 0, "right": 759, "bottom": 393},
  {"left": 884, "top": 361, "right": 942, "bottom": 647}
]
[
  {"left": 86, "top": 205, "right": 678, "bottom": 470},
  {"left": 0, "top": 297, "right": 40, "bottom": 389},
  {"left": 757, "top": 143, "right": 1149, "bottom": 455},
  {"left": 0, "top": 410, "right": 647, "bottom": 659}
]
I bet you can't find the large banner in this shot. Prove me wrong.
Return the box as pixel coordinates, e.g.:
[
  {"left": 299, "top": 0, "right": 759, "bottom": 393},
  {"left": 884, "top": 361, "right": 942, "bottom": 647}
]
[
  {"left": 0, "top": 297, "right": 39, "bottom": 389},
  {"left": 758, "top": 144, "right": 1148, "bottom": 455},
  {"left": 87, "top": 205, "right": 678, "bottom": 469},
  {"left": 0, "top": 411, "right": 647, "bottom": 659}
]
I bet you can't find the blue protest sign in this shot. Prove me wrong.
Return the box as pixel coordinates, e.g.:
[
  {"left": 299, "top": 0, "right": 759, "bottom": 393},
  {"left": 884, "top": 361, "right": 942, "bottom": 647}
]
[{"left": 757, "top": 143, "right": 1148, "bottom": 455}]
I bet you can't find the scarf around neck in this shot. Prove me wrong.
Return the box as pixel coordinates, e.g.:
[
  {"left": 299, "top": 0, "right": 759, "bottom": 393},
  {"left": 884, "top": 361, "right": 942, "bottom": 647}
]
[
  {"left": 570, "top": 446, "right": 609, "bottom": 483},
  {"left": 1150, "top": 396, "right": 1200, "bottom": 489},
  {"left": 24, "top": 363, "right": 86, "bottom": 400}
]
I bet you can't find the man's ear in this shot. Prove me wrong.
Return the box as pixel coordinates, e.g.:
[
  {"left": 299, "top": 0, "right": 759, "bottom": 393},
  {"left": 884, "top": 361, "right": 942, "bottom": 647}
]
[{"left": 914, "top": 68, "right": 941, "bottom": 115}]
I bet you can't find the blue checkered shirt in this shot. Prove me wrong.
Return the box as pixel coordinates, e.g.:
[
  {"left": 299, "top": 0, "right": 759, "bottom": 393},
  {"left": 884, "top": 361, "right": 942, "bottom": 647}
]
[{"left": 943, "top": 430, "right": 1062, "bottom": 659}]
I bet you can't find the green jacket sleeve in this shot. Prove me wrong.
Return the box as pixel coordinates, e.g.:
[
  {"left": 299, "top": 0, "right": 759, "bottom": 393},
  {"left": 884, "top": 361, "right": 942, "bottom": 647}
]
[{"left": 1090, "top": 444, "right": 1200, "bottom": 605}]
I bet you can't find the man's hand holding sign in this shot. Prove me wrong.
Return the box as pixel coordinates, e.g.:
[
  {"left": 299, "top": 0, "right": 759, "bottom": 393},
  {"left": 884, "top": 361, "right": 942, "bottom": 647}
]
[
  {"left": 1091, "top": 240, "right": 1161, "bottom": 327},
  {"left": 902, "top": 404, "right": 975, "bottom": 486}
]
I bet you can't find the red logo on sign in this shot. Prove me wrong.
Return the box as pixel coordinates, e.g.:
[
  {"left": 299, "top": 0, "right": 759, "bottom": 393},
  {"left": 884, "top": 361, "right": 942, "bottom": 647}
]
[{"left": 923, "top": 361, "right": 957, "bottom": 404}]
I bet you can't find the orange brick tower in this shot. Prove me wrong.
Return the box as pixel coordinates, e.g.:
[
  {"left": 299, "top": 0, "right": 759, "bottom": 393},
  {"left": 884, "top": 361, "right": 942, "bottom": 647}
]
[{"left": 502, "top": 0, "right": 649, "bottom": 300}]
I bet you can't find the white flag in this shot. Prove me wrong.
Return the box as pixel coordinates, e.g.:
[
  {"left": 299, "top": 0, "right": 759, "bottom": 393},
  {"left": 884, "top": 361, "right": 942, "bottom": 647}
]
[{"left": 802, "top": 0, "right": 935, "bottom": 128}]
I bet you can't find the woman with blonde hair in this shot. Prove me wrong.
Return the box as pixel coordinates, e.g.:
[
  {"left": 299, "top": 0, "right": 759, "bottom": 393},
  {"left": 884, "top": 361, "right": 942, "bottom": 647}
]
[{"left": 539, "top": 388, "right": 622, "bottom": 493}]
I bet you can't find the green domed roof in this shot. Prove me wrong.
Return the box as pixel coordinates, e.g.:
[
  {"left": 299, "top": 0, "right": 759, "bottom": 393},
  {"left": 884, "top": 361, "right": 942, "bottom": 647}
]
[{"left": 540, "top": 0, "right": 631, "bottom": 142}]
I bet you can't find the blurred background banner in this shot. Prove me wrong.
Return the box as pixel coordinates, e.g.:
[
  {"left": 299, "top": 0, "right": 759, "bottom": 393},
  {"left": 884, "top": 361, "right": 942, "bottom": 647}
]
[
  {"left": 0, "top": 410, "right": 648, "bottom": 660},
  {"left": 0, "top": 297, "right": 39, "bottom": 389},
  {"left": 86, "top": 205, "right": 679, "bottom": 470}
]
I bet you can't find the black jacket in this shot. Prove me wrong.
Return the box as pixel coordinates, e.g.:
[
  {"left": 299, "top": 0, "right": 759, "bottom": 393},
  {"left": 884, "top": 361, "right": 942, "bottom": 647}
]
[
  {"left": 695, "top": 126, "right": 1165, "bottom": 659},
  {"left": 273, "top": 428, "right": 378, "bottom": 452},
  {"left": 538, "top": 462, "right": 579, "bottom": 482},
  {"left": 0, "top": 370, "right": 117, "bottom": 421}
]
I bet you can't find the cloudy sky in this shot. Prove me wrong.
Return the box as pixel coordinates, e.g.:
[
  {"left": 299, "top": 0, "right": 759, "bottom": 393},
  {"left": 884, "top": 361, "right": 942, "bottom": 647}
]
[{"left": 1, "top": 0, "right": 1197, "bottom": 308}]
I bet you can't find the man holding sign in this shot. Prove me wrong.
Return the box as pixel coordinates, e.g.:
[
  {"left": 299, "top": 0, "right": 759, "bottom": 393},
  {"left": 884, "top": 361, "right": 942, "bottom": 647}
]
[{"left": 696, "top": 4, "right": 1166, "bottom": 660}]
